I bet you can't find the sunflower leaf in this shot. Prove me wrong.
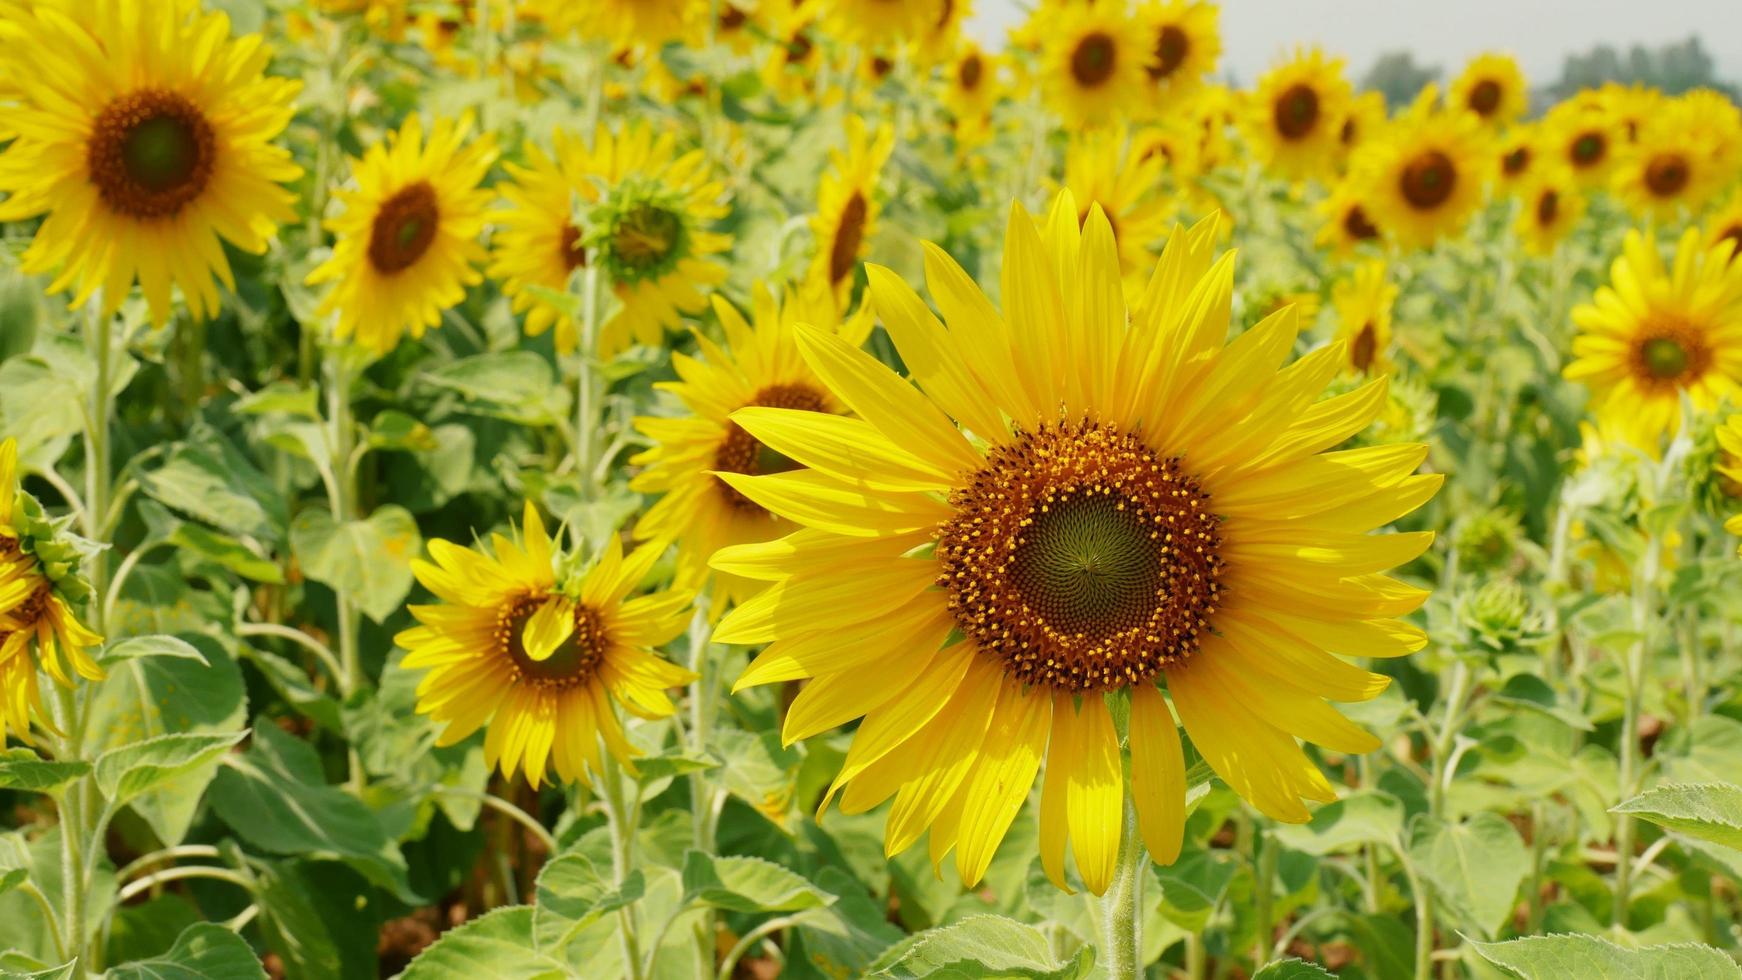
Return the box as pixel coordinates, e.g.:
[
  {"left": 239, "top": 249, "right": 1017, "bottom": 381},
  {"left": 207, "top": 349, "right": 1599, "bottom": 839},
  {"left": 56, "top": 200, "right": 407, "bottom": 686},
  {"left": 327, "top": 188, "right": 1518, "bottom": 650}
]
[
  {"left": 1612, "top": 782, "right": 1742, "bottom": 852},
  {"left": 289, "top": 504, "right": 421, "bottom": 623},
  {"left": 105, "top": 923, "right": 266, "bottom": 980},
  {"left": 1469, "top": 933, "right": 1742, "bottom": 979},
  {"left": 0, "top": 750, "right": 90, "bottom": 795},
  {"left": 865, "top": 914, "right": 1095, "bottom": 979}
]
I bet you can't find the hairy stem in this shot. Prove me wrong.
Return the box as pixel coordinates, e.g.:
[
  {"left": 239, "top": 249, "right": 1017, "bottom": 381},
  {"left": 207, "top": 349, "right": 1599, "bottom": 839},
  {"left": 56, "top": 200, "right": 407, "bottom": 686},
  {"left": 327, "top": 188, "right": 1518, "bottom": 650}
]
[{"left": 1091, "top": 800, "right": 1144, "bottom": 980}]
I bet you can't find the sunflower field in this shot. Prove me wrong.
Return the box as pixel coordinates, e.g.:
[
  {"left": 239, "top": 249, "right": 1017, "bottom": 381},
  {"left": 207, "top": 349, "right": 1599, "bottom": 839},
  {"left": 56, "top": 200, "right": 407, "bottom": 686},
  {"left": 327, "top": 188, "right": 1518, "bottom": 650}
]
[{"left": 4, "top": 0, "right": 1742, "bottom": 978}]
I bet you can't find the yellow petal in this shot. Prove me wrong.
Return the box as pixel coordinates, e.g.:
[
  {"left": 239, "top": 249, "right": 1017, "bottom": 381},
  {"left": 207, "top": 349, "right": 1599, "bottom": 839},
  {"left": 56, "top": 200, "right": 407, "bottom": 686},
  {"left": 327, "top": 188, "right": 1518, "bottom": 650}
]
[
  {"left": 1128, "top": 684, "right": 1186, "bottom": 866},
  {"left": 952, "top": 675, "right": 1051, "bottom": 887},
  {"left": 520, "top": 597, "right": 576, "bottom": 663},
  {"left": 729, "top": 407, "right": 957, "bottom": 492},
  {"left": 1057, "top": 693, "right": 1123, "bottom": 896}
]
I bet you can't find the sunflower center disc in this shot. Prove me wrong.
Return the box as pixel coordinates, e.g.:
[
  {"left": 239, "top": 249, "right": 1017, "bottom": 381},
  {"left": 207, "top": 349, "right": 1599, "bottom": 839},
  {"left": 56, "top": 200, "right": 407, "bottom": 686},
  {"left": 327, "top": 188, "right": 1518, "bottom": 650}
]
[
  {"left": 829, "top": 192, "right": 868, "bottom": 286},
  {"left": 1536, "top": 189, "right": 1560, "bottom": 225},
  {"left": 560, "top": 223, "right": 588, "bottom": 273},
  {"left": 368, "top": 182, "right": 441, "bottom": 274},
  {"left": 959, "top": 54, "right": 984, "bottom": 91},
  {"left": 498, "top": 594, "right": 609, "bottom": 689},
  {"left": 1572, "top": 132, "right": 1605, "bottom": 166},
  {"left": 1631, "top": 320, "right": 1711, "bottom": 388},
  {"left": 1273, "top": 83, "right": 1320, "bottom": 140},
  {"left": 88, "top": 89, "right": 216, "bottom": 220},
  {"left": 1400, "top": 151, "right": 1456, "bottom": 209},
  {"left": 715, "top": 384, "right": 830, "bottom": 513},
  {"left": 936, "top": 420, "right": 1223, "bottom": 693},
  {"left": 1468, "top": 79, "right": 1502, "bottom": 116},
  {"left": 1502, "top": 146, "right": 1531, "bottom": 176},
  {"left": 1645, "top": 154, "right": 1689, "bottom": 197},
  {"left": 1343, "top": 205, "right": 1379, "bottom": 240},
  {"left": 1351, "top": 323, "right": 1379, "bottom": 373},
  {"left": 1640, "top": 337, "right": 1691, "bottom": 379},
  {"left": 1071, "top": 33, "right": 1117, "bottom": 87},
  {"left": 1149, "top": 25, "right": 1188, "bottom": 80}
]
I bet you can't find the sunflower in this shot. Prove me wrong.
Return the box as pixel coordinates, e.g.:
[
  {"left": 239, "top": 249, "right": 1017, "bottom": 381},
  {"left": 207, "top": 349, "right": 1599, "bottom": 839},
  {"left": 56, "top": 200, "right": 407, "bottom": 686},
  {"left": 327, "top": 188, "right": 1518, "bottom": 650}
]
[
  {"left": 715, "top": 2, "right": 761, "bottom": 54},
  {"left": 1705, "top": 195, "right": 1742, "bottom": 264},
  {"left": 1135, "top": 0, "right": 1219, "bottom": 115},
  {"left": 1038, "top": 2, "right": 1145, "bottom": 129},
  {"left": 1543, "top": 92, "right": 1623, "bottom": 189},
  {"left": 1675, "top": 89, "right": 1742, "bottom": 173},
  {"left": 1315, "top": 178, "right": 1384, "bottom": 255},
  {"left": 550, "top": 0, "right": 701, "bottom": 46},
  {"left": 1331, "top": 261, "right": 1397, "bottom": 376},
  {"left": 1351, "top": 87, "right": 1491, "bottom": 250},
  {"left": 1612, "top": 100, "right": 1729, "bottom": 221},
  {"left": 1244, "top": 48, "right": 1353, "bottom": 183},
  {"left": 1721, "top": 415, "right": 1742, "bottom": 554},
  {"left": 306, "top": 115, "right": 495, "bottom": 354},
  {"left": 631, "top": 279, "right": 872, "bottom": 611},
  {"left": 1494, "top": 124, "right": 1539, "bottom": 194},
  {"left": 1448, "top": 53, "right": 1527, "bottom": 127},
  {"left": 1061, "top": 127, "right": 1172, "bottom": 286},
  {"left": 0, "top": 0, "right": 301, "bottom": 327},
  {"left": 913, "top": 0, "right": 973, "bottom": 67},
  {"left": 821, "top": 0, "right": 944, "bottom": 47},
  {"left": 486, "top": 132, "right": 594, "bottom": 354},
  {"left": 942, "top": 41, "right": 999, "bottom": 129},
  {"left": 810, "top": 117, "right": 895, "bottom": 304},
  {"left": 582, "top": 124, "right": 731, "bottom": 357},
  {"left": 0, "top": 439, "right": 105, "bottom": 745},
  {"left": 1514, "top": 168, "right": 1585, "bottom": 258},
  {"left": 1566, "top": 228, "right": 1742, "bottom": 448},
  {"left": 711, "top": 193, "right": 1439, "bottom": 893},
  {"left": 1337, "top": 91, "right": 1388, "bottom": 163},
  {"left": 397, "top": 502, "right": 696, "bottom": 787}
]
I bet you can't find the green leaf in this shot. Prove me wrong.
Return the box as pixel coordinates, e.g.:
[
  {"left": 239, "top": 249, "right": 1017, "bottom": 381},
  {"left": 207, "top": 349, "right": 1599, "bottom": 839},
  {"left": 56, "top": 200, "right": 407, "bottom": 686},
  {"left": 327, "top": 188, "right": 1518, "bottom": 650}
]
[
  {"left": 1470, "top": 933, "right": 1742, "bottom": 979},
  {"left": 94, "top": 730, "right": 248, "bottom": 807},
  {"left": 0, "top": 964, "right": 75, "bottom": 980},
  {"left": 1272, "top": 791, "right": 1403, "bottom": 855},
  {"left": 208, "top": 724, "right": 417, "bottom": 903},
  {"left": 680, "top": 850, "right": 833, "bottom": 913},
  {"left": 1406, "top": 813, "right": 1529, "bottom": 939},
  {"left": 0, "top": 749, "right": 89, "bottom": 794},
  {"left": 1491, "top": 673, "right": 1594, "bottom": 731},
  {"left": 289, "top": 504, "right": 421, "bottom": 623},
  {"left": 96, "top": 634, "right": 209, "bottom": 667},
  {"left": 105, "top": 923, "right": 266, "bottom": 980},
  {"left": 1613, "top": 783, "right": 1742, "bottom": 852},
  {"left": 105, "top": 895, "right": 201, "bottom": 966},
  {"left": 1251, "top": 960, "right": 1337, "bottom": 980},
  {"left": 137, "top": 428, "right": 286, "bottom": 542},
  {"left": 233, "top": 380, "right": 321, "bottom": 419},
  {"left": 367, "top": 410, "right": 440, "bottom": 451},
  {"left": 866, "top": 914, "right": 1095, "bottom": 979},
  {"left": 533, "top": 848, "right": 645, "bottom": 952},
  {"left": 420, "top": 351, "right": 567, "bottom": 426},
  {"left": 399, "top": 906, "right": 573, "bottom": 980},
  {"left": 631, "top": 752, "right": 717, "bottom": 783}
]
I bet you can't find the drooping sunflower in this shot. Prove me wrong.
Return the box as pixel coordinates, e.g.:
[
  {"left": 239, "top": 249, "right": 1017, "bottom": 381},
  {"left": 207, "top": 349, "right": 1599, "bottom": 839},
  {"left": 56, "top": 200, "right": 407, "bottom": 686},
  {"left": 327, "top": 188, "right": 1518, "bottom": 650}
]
[
  {"left": 712, "top": 193, "right": 1439, "bottom": 893},
  {"left": 631, "top": 279, "right": 872, "bottom": 611},
  {"left": 1331, "top": 260, "right": 1398, "bottom": 376},
  {"left": 1061, "top": 127, "right": 1171, "bottom": 286},
  {"left": 397, "top": 502, "right": 696, "bottom": 787},
  {"left": 1315, "top": 178, "right": 1384, "bottom": 255},
  {"left": 1543, "top": 92, "right": 1623, "bottom": 189},
  {"left": 1351, "top": 87, "right": 1491, "bottom": 250},
  {"left": 550, "top": 0, "right": 702, "bottom": 46},
  {"left": 1612, "top": 100, "right": 1728, "bottom": 221},
  {"left": 0, "top": 0, "right": 301, "bottom": 327},
  {"left": 1448, "top": 53, "right": 1527, "bottom": 127},
  {"left": 1494, "top": 124, "right": 1539, "bottom": 194},
  {"left": 1243, "top": 48, "right": 1353, "bottom": 183},
  {"left": 1566, "top": 228, "right": 1742, "bottom": 448},
  {"left": 1038, "top": 2, "right": 1145, "bottom": 129},
  {"left": 1134, "top": 0, "right": 1219, "bottom": 115},
  {"left": 1514, "top": 168, "right": 1586, "bottom": 258},
  {"left": 0, "top": 439, "right": 105, "bottom": 745},
  {"left": 488, "top": 131, "right": 593, "bottom": 355},
  {"left": 307, "top": 115, "right": 495, "bottom": 354},
  {"left": 810, "top": 117, "right": 896, "bottom": 304},
  {"left": 582, "top": 123, "right": 731, "bottom": 357},
  {"left": 822, "top": 0, "right": 944, "bottom": 47}
]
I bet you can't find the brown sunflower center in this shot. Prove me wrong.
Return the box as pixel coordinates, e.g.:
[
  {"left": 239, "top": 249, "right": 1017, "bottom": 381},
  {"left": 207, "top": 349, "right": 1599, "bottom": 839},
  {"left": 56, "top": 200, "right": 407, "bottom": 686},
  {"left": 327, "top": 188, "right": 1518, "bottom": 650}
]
[
  {"left": 9, "top": 583, "right": 51, "bottom": 631},
  {"left": 1644, "top": 153, "right": 1689, "bottom": 197},
  {"left": 719, "top": 3, "right": 747, "bottom": 30},
  {"left": 87, "top": 88, "right": 216, "bottom": 220},
  {"left": 1149, "top": 25, "right": 1189, "bottom": 80},
  {"left": 1351, "top": 322, "right": 1378, "bottom": 373},
  {"left": 1571, "top": 131, "right": 1606, "bottom": 168},
  {"left": 715, "top": 384, "right": 831, "bottom": 513},
  {"left": 935, "top": 420, "right": 1223, "bottom": 693},
  {"left": 959, "top": 53, "right": 984, "bottom": 91},
  {"left": 1535, "top": 189, "right": 1560, "bottom": 226},
  {"left": 787, "top": 31, "right": 813, "bottom": 62},
  {"left": 1273, "top": 83, "right": 1320, "bottom": 140},
  {"left": 1502, "top": 145, "right": 1531, "bottom": 176},
  {"left": 560, "top": 223, "right": 588, "bottom": 273},
  {"left": 1719, "top": 225, "right": 1742, "bottom": 262},
  {"left": 1467, "top": 79, "right": 1502, "bottom": 116},
  {"left": 1630, "top": 322, "right": 1711, "bottom": 388},
  {"left": 497, "top": 593, "right": 609, "bottom": 689},
  {"left": 1070, "top": 33, "right": 1118, "bottom": 87},
  {"left": 0, "top": 534, "right": 17, "bottom": 559},
  {"left": 368, "top": 182, "right": 441, "bottom": 275},
  {"left": 828, "top": 192, "right": 868, "bottom": 287},
  {"left": 870, "top": 55, "right": 894, "bottom": 79},
  {"left": 1343, "top": 204, "right": 1379, "bottom": 241},
  {"left": 937, "top": 0, "right": 955, "bottom": 28},
  {"left": 1400, "top": 150, "right": 1456, "bottom": 209}
]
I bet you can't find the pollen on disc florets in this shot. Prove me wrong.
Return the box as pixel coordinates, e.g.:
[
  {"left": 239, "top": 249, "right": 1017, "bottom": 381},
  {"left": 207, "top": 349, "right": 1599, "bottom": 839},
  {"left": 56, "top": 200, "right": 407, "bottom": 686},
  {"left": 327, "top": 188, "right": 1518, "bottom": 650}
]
[
  {"left": 496, "top": 592, "right": 609, "bottom": 691},
  {"left": 935, "top": 419, "right": 1224, "bottom": 693}
]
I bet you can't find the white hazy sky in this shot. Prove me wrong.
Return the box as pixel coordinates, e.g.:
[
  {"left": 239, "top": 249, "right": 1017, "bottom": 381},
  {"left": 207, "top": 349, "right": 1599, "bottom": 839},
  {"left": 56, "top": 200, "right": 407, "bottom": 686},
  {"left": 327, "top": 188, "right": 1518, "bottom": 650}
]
[{"left": 965, "top": 0, "right": 1742, "bottom": 86}]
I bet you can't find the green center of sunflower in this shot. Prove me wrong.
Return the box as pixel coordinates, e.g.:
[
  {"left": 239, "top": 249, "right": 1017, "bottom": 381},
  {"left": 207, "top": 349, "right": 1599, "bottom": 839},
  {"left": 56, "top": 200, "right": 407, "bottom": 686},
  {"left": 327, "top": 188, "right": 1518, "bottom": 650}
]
[
  {"left": 1273, "top": 83, "right": 1320, "bottom": 140},
  {"left": 1400, "top": 151, "right": 1456, "bottom": 209},
  {"left": 715, "top": 384, "right": 831, "bottom": 514},
  {"left": 591, "top": 186, "right": 692, "bottom": 286},
  {"left": 497, "top": 593, "right": 609, "bottom": 689},
  {"left": 1070, "top": 33, "right": 1117, "bottom": 87},
  {"left": 1571, "top": 132, "right": 1606, "bottom": 167},
  {"left": 613, "top": 205, "right": 683, "bottom": 272},
  {"left": 1639, "top": 336, "right": 1692, "bottom": 380},
  {"left": 1630, "top": 318, "right": 1713, "bottom": 391},
  {"left": 1149, "top": 25, "right": 1189, "bottom": 80},
  {"left": 88, "top": 88, "right": 216, "bottom": 220},
  {"left": 1645, "top": 153, "right": 1690, "bottom": 197},
  {"left": 936, "top": 420, "right": 1223, "bottom": 693},
  {"left": 367, "top": 182, "right": 441, "bottom": 275},
  {"left": 1468, "top": 79, "right": 1502, "bottom": 116},
  {"left": 828, "top": 192, "right": 868, "bottom": 288}
]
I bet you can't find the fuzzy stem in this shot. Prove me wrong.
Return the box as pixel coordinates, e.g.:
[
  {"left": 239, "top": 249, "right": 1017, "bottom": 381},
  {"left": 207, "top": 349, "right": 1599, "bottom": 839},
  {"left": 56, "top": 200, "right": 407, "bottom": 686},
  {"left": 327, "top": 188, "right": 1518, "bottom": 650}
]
[
  {"left": 1614, "top": 526, "right": 1661, "bottom": 926},
  {"left": 1091, "top": 800, "right": 1144, "bottom": 980},
  {"left": 602, "top": 757, "right": 645, "bottom": 980},
  {"left": 53, "top": 684, "right": 87, "bottom": 980}
]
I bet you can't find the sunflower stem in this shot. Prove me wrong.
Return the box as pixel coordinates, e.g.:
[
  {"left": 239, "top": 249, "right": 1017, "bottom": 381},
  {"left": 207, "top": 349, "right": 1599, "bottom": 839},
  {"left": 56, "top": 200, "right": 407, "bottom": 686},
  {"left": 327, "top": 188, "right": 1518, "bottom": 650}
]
[
  {"left": 1613, "top": 524, "right": 1660, "bottom": 927},
  {"left": 1092, "top": 798, "right": 1143, "bottom": 980},
  {"left": 52, "top": 683, "right": 88, "bottom": 980},
  {"left": 1252, "top": 824, "right": 1277, "bottom": 970},
  {"left": 602, "top": 756, "right": 645, "bottom": 980},
  {"left": 686, "top": 601, "right": 723, "bottom": 976}
]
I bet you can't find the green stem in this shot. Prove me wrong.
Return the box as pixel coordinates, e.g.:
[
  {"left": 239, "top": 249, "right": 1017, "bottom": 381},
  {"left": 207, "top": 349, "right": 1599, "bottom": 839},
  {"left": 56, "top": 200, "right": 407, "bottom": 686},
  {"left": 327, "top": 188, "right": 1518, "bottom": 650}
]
[
  {"left": 574, "top": 263, "right": 603, "bottom": 485},
  {"left": 1252, "top": 825, "right": 1276, "bottom": 970},
  {"left": 686, "top": 601, "right": 721, "bottom": 977},
  {"left": 1399, "top": 851, "right": 1433, "bottom": 980},
  {"left": 53, "top": 685, "right": 87, "bottom": 980},
  {"left": 1614, "top": 525, "right": 1661, "bottom": 927},
  {"left": 84, "top": 305, "right": 113, "bottom": 627},
  {"left": 602, "top": 757, "right": 645, "bottom": 980},
  {"left": 324, "top": 352, "right": 362, "bottom": 698},
  {"left": 1090, "top": 800, "right": 1143, "bottom": 980}
]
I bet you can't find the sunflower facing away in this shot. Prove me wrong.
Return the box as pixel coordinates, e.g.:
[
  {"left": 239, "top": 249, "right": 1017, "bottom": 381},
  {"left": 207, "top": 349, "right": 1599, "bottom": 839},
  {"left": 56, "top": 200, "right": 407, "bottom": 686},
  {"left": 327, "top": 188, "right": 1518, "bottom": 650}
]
[
  {"left": 632, "top": 279, "right": 872, "bottom": 611},
  {"left": 1449, "top": 53, "right": 1527, "bottom": 127},
  {"left": 711, "top": 192, "right": 1440, "bottom": 893},
  {"left": 1038, "top": 2, "right": 1145, "bottom": 129},
  {"left": 398, "top": 503, "right": 696, "bottom": 787},
  {"left": 810, "top": 117, "right": 896, "bottom": 304},
  {"left": 1244, "top": 48, "right": 1353, "bottom": 183},
  {"left": 1514, "top": 168, "right": 1585, "bottom": 258},
  {"left": 0, "top": 0, "right": 301, "bottom": 327},
  {"left": 488, "top": 130, "right": 594, "bottom": 355},
  {"left": 1351, "top": 87, "right": 1491, "bottom": 250},
  {"left": 1062, "top": 127, "right": 1172, "bottom": 286},
  {"left": 1135, "top": 0, "right": 1220, "bottom": 115},
  {"left": 1566, "top": 228, "right": 1742, "bottom": 448},
  {"left": 307, "top": 114, "right": 497, "bottom": 354},
  {"left": 0, "top": 439, "right": 104, "bottom": 745},
  {"left": 1331, "top": 260, "right": 1398, "bottom": 376}
]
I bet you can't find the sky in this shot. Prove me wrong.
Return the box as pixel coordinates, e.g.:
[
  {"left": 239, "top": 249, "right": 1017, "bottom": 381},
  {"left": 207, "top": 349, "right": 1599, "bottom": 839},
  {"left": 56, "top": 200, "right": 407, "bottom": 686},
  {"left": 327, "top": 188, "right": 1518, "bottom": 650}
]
[{"left": 964, "top": 0, "right": 1742, "bottom": 87}]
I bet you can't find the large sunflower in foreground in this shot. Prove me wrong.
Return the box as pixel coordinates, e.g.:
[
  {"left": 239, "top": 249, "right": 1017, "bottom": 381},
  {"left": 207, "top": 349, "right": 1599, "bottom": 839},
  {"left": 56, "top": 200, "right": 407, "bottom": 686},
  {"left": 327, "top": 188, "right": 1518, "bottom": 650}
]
[
  {"left": 1448, "top": 53, "right": 1527, "bottom": 127},
  {"left": 632, "top": 279, "right": 872, "bottom": 611},
  {"left": 1566, "top": 228, "right": 1742, "bottom": 448},
  {"left": 810, "top": 117, "right": 895, "bottom": 305},
  {"left": 712, "top": 193, "right": 1439, "bottom": 893},
  {"left": 488, "top": 130, "right": 593, "bottom": 355},
  {"left": 1352, "top": 87, "right": 1491, "bottom": 251},
  {"left": 307, "top": 114, "right": 496, "bottom": 354},
  {"left": 1038, "top": 3, "right": 1145, "bottom": 128},
  {"left": 0, "top": 439, "right": 104, "bottom": 745},
  {"left": 1243, "top": 48, "right": 1352, "bottom": 183},
  {"left": 398, "top": 503, "right": 696, "bottom": 787},
  {"left": 0, "top": 0, "right": 301, "bottom": 327}
]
